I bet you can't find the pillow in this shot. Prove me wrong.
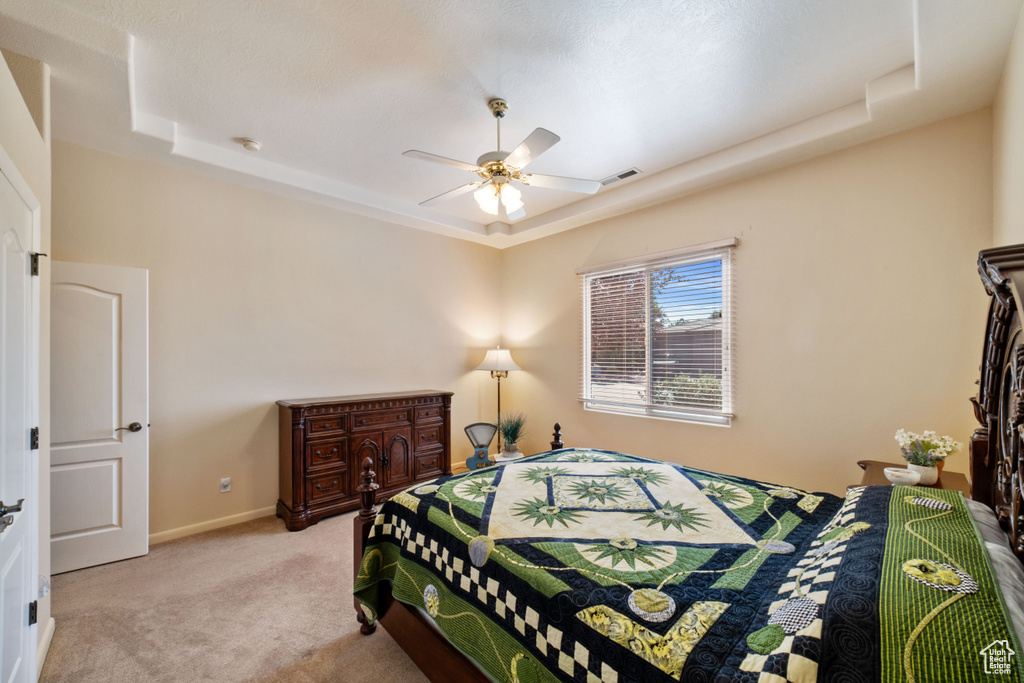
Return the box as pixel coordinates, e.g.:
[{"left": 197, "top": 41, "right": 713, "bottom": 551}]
[
  {"left": 966, "top": 498, "right": 1012, "bottom": 546},
  {"left": 985, "top": 540, "right": 1024, "bottom": 640},
  {"left": 966, "top": 498, "right": 1024, "bottom": 638}
]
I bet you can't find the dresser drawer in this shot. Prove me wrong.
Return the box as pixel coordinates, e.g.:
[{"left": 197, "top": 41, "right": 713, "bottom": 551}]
[
  {"left": 351, "top": 408, "right": 411, "bottom": 430},
  {"left": 415, "top": 451, "right": 443, "bottom": 479},
  {"left": 306, "top": 471, "right": 349, "bottom": 503},
  {"left": 307, "top": 415, "right": 346, "bottom": 435},
  {"left": 415, "top": 425, "right": 442, "bottom": 451},
  {"left": 305, "top": 438, "right": 346, "bottom": 472},
  {"left": 415, "top": 404, "right": 443, "bottom": 423}
]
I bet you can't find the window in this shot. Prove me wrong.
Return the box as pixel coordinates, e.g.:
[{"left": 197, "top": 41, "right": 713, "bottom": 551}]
[{"left": 579, "top": 239, "right": 735, "bottom": 426}]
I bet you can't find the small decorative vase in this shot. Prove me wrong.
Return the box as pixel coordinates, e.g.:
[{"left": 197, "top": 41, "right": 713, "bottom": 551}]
[
  {"left": 907, "top": 463, "right": 938, "bottom": 486},
  {"left": 936, "top": 460, "right": 945, "bottom": 476},
  {"left": 496, "top": 442, "right": 521, "bottom": 461}
]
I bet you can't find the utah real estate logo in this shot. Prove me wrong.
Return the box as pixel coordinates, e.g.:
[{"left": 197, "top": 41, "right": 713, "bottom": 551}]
[{"left": 980, "top": 639, "right": 1016, "bottom": 675}]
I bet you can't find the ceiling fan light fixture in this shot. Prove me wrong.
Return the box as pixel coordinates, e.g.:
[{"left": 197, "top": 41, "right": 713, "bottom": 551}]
[
  {"left": 474, "top": 183, "right": 500, "bottom": 215},
  {"left": 500, "top": 184, "right": 523, "bottom": 213}
]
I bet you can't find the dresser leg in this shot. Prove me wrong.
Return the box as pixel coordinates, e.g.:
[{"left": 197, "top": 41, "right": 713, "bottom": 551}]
[{"left": 276, "top": 500, "right": 311, "bottom": 531}]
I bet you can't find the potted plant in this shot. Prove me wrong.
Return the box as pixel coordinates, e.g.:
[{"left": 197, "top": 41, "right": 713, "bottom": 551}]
[
  {"left": 498, "top": 412, "right": 527, "bottom": 459},
  {"left": 894, "top": 429, "right": 962, "bottom": 485}
]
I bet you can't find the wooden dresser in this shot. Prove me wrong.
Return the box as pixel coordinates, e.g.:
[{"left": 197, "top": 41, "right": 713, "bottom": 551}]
[{"left": 277, "top": 390, "right": 453, "bottom": 531}]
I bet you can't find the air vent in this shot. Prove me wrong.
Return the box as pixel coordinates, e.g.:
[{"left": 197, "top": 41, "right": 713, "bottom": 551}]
[{"left": 600, "top": 168, "right": 642, "bottom": 186}]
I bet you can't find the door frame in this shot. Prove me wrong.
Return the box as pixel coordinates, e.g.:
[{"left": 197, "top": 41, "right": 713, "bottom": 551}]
[{"left": 0, "top": 138, "right": 42, "bottom": 681}]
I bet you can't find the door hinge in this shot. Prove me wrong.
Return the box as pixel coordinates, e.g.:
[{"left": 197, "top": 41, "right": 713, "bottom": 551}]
[
  {"left": 28, "top": 601, "right": 37, "bottom": 626},
  {"left": 30, "top": 427, "right": 39, "bottom": 451},
  {"left": 30, "top": 252, "right": 47, "bottom": 276}
]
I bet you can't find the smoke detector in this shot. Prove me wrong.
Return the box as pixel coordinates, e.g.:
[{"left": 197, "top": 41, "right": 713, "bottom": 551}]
[{"left": 240, "top": 138, "right": 261, "bottom": 152}]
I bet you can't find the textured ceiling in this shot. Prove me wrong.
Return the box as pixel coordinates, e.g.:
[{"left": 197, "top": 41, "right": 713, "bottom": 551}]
[{"left": 1, "top": 0, "right": 1021, "bottom": 245}]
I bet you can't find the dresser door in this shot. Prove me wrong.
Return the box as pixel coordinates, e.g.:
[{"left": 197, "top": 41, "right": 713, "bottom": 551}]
[
  {"left": 381, "top": 427, "right": 413, "bottom": 489},
  {"left": 350, "top": 433, "right": 382, "bottom": 489}
]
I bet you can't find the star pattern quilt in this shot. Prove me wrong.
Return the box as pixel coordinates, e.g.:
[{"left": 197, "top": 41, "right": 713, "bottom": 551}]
[{"left": 354, "top": 449, "right": 1023, "bottom": 682}]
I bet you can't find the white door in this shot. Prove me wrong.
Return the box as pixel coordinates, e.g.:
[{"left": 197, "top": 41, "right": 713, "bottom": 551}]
[
  {"left": 0, "top": 160, "right": 39, "bottom": 682},
  {"left": 51, "top": 262, "right": 148, "bottom": 574}
]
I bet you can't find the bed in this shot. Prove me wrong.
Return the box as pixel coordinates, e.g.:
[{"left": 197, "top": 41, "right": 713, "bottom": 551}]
[{"left": 352, "top": 245, "right": 1024, "bottom": 682}]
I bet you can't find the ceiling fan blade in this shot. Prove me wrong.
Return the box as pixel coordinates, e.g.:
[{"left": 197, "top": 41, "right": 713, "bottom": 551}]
[
  {"left": 522, "top": 173, "right": 601, "bottom": 194},
  {"left": 419, "top": 182, "right": 482, "bottom": 207},
  {"left": 503, "top": 128, "right": 560, "bottom": 170},
  {"left": 403, "top": 150, "right": 480, "bottom": 172}
]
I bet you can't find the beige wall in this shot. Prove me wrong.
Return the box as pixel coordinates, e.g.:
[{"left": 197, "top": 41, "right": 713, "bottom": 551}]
[
  {"left": 51, "top": 141, "right": 502, "bottom": 538},
  {"left": 1, "top": 50, "right": 53, "bottom": 664},
  {"left": 52, "top": 107, "right": 995, "bottom": 528},
  {"left": 995, "top": 4, "right": 1024, "bottom": 246},
  {"left": 502, "top": 110, "right": 993, "bottom": 496}
]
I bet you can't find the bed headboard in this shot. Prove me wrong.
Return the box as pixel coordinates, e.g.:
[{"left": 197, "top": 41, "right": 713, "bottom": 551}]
[{"left": 972, "top": 245, "right": 1024, "bottom": 560}]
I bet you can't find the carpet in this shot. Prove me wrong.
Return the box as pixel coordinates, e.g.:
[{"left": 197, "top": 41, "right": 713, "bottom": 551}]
[{"left": 40, "top": 511, "right": 430, "bottom": 683}]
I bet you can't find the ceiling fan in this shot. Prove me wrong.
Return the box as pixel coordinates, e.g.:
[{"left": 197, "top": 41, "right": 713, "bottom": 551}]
[{"left": 404, "top": 98, "right": 601, "bottom": 221}]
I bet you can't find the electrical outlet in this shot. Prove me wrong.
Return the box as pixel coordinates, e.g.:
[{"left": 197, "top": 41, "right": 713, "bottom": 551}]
[{"left": 220, "top": 477, "right": 231, "bottom": 493}]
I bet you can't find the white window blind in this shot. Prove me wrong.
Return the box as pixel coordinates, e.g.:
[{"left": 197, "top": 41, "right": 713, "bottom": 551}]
[{"left": 580, "top": 241, "right": 735, "bottom": 426}]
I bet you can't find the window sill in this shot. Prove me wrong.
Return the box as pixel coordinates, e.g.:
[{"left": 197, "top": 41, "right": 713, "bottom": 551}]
[{"left": 581, "top": 401, "right": 732, "bottom": 427}]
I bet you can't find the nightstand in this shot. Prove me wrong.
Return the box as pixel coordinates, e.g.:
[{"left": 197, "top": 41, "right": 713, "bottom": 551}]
[{"left": 855, "top": 460, "right": 971, "bottom": 497}]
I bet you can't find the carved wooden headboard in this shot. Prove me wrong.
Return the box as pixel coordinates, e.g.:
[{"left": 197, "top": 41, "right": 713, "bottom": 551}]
[{"left": 972, "top": 245, "right": 1024, "bottom": 560}]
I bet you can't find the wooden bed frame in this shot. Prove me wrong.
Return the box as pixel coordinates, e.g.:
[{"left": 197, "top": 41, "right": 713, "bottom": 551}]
[{"left": 353, "top": 244, "right": 1024, "bottom": 681}]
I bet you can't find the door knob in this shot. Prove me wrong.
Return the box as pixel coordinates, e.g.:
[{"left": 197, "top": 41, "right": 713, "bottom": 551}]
[
  {"left": 0, "top": 499, "right": 23, "bottom": 516},
  {"left": 116, "top": 422, "right": 143, "bottom": 433},
  {"left": 0, "top": 516, "right": 12, "bottom": 533}
]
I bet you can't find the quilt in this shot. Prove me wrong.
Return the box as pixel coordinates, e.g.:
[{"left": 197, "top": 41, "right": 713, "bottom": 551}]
[{"left": 354, "top": 449, "right": 1023, "bottom": 682}]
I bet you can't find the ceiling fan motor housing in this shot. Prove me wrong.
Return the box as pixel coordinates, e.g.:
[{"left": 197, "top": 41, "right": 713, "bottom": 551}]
[{"left": 476, "top": 150, "right": 510, "bottom": 168}]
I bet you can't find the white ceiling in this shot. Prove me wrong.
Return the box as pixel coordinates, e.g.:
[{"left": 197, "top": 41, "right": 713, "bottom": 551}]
[{"left": 2, "top": 0, "right": 1021, "bottom": 246}]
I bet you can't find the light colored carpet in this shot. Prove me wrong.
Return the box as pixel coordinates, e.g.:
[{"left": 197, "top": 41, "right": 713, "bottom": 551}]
[{"left": 40, "top": 511, "right": 430, "bottom": 683}]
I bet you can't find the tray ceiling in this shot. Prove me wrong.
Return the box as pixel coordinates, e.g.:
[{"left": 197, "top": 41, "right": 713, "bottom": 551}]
[{"left": 1, "top": 0, "right": 1021, "bottom": 246}]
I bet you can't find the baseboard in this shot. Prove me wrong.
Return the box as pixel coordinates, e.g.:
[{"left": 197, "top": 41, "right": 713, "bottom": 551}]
[
  {"left": 36, "top": 616, "right": 55, "bottom": 679},
  {"left": 148, "top": 505, "right": 277, "bottom": 545}
]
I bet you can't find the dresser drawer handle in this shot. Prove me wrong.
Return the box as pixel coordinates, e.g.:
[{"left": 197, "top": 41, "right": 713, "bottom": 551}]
[
  {"left": 315, "top": 480, "right": 338, "bottom": 492},
  {"left": 360, "top": 419, "right": 367, "bottom": 424},
  {"left": 315, "top": 448, "right": 338, "bottom": 459}
]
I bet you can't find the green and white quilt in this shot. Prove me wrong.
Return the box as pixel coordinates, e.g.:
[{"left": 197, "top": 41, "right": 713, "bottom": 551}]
[{"left": 354, "top": 449, "right": 1023, "bottom": 682}]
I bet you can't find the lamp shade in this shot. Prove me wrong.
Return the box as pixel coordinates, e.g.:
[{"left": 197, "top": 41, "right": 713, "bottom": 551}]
[
  {"left": 474, "top": 184, "right": 500, "bottom": 215},
  {"left": 500, "top": 184, "right": 523, "bottom": 213},
  {"left": 476, "top": 347, "right": 520, "bottom": 373}
]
